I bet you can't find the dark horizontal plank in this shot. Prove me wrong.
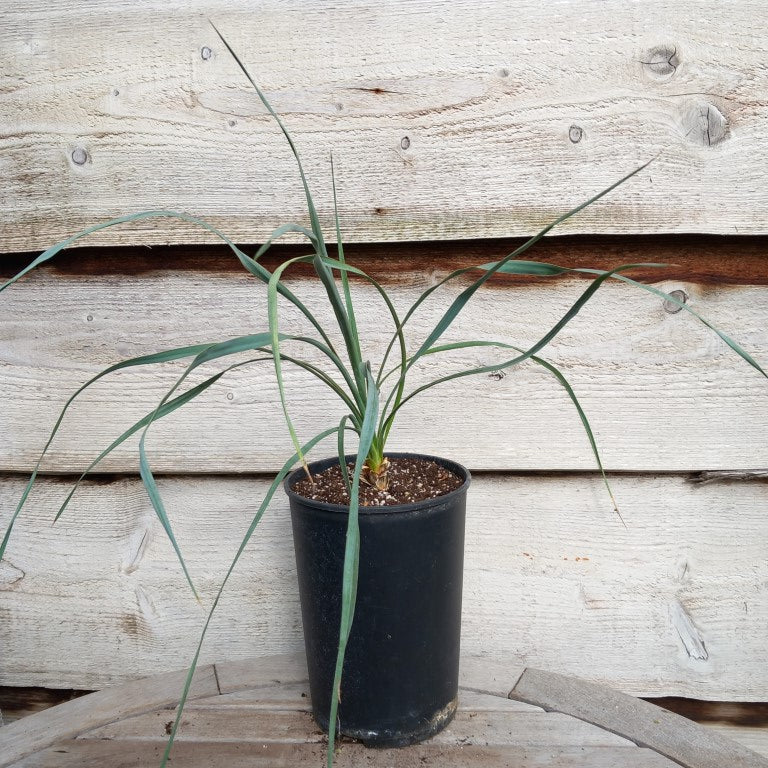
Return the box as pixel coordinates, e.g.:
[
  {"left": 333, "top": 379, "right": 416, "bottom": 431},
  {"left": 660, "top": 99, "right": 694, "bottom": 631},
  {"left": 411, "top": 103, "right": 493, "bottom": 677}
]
[
  {"left": 3, "top": 235, "right": 768, "bottom": 286},
  {"left": 0, "top": 689, "right": 88, "bottom": 726}
]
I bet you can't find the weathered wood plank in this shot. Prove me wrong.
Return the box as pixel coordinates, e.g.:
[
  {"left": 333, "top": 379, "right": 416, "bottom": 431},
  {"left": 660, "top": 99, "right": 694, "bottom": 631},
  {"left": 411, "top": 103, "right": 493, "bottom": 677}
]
[
  {"left": 0, "top": 656, "right": 688, "bottom": 767},
  {"left": 5, "top": 685, "right": 766, "bottom": 761},
  {"left": 0, "top": 666, "right": 218, "bottom": 768},
  {"left": 1, "top": 264, "right": 765, "bottom": 472},
  {"left": 7, "top": 740, "right": 680, "bottom": 768},
  {"left": 705, "top": 725, "right": 768, "bottom": 760},
  {"left": 510, "top": 668, "right": 768, "bottom": 768},
  {"left": 1, "top": 474, "right": 766, "bottom": 698},
  {"left": 3, "top": 1, "right": 768, "bottom": 251},
  {"left": 187, "top": 683, "right": 541, "bottom": 714},
  {"left": 213, "top": 654, "right": 307, "bottom": 695},
  {"left": 458, "top": 656, "right": 526, "bottom": 699},
  {"left": 82, "top": 707, "right": 632, "bottom": 747}
]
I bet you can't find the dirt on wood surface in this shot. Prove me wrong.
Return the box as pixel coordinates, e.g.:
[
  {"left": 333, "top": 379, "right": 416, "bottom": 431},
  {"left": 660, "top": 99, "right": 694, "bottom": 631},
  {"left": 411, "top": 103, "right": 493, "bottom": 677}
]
[{"left": 292, "top": 457, "right": 464, "bottom": 507}]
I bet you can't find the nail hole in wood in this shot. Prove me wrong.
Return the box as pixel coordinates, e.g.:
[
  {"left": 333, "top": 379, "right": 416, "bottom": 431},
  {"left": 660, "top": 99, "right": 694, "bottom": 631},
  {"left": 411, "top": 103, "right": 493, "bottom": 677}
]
[
  {"left": 71, "top": 147, "right": 88, "bottom": 166},
  {"left": 568, "top": 125, "right": 583, "bottom": 143}
]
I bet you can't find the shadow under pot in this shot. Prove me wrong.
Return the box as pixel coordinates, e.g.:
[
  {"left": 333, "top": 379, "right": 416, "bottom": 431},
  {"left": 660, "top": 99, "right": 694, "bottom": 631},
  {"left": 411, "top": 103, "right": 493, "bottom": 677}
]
[{"left": 285, "top": 453, "right": 470, "bottom": 747}]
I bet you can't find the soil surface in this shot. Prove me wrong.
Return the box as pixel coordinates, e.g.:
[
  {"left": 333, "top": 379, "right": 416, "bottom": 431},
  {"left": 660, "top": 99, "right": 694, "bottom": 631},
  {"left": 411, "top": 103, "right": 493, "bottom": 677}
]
[{"left": 292, "top": 457, "right": 464, "bottom": 507}]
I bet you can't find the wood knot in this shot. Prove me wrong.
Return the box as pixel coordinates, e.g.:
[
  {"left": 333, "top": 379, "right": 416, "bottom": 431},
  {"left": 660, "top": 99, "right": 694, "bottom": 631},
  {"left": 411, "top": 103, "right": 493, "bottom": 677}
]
[
  {"left": 663, "top": 289, "right": 688, "bottom": 314},
  {"left": 681, "top": 100, "right": 728, "bottom": 146},
  {"left": 642, "top": 45, "right": 679, "bottom": 78}
]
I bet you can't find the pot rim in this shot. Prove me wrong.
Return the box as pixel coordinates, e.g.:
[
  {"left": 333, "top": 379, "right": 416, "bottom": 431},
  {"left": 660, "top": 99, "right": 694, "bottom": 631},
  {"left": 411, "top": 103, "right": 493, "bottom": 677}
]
[{"left": 283, "top": 452, "right": 471, "bottom": 515}]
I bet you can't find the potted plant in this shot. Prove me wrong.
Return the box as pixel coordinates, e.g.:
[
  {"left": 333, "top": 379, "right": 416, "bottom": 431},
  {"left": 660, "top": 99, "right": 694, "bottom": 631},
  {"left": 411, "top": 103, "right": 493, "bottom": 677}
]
[{"left": 1, "top": 28, "right": 765, "bottom": 768}]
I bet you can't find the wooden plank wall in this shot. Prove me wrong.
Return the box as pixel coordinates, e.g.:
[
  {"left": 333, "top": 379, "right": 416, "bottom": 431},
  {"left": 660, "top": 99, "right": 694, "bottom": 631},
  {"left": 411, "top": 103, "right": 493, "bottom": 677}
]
[{"left": 1, "top": 0, "right": 767, "bottom": 710}]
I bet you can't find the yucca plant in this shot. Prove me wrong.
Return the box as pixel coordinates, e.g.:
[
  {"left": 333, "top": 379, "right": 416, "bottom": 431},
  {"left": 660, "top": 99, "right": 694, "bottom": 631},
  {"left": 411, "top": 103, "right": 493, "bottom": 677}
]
[{"left": 2, "top": 27, "right": 766, "bottom": 768}]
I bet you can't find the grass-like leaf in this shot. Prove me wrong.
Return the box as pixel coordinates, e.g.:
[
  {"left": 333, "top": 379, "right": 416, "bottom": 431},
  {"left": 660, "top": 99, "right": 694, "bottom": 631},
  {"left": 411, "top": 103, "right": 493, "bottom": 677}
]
[
  {"left": 331, "top": 156, "right": 363, "bottom": 379},
  {"left": 267, "top": 256, "right": 338, "bottom": 469},
  {"left": 210, "top": 22, "right": 367, "bottom": 398},
  {"left": 382, "top": 262, "right": 668, "bottom": 433},
  {"left": 0, "top": 342, "right": 215, "bottom": 562},
  {"left": 409, "top": 163, "right": 651, "bottom": 365},
  {"left": 337, "top": 414, "right": 352, "bottom": 495},
  {"left": 132, "top": 334, "right": 285, "bottom": 597},
  {"left": 326, "top": 366, "right": 379, "bottom": 767},
  {"left": 573, "top": 269, "right": 767, "bottom": 380},
  {"left": 420, "top": 340, "right": 624, "bottom": 525},
  {"left": 52, "top": 360, "right": 270, "bottom": 525},
  {"left": 139, "top": 440, "right": 200, "bottom": 599},
  {"left": 159, "top": 427, "right": 339, "bottom": 768}
]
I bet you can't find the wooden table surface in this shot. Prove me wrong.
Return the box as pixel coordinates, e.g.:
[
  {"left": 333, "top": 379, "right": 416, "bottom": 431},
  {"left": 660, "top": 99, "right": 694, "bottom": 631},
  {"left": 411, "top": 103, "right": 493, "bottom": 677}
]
[{"left": 1, "top": 654, "right": 766, "bottom": 767}]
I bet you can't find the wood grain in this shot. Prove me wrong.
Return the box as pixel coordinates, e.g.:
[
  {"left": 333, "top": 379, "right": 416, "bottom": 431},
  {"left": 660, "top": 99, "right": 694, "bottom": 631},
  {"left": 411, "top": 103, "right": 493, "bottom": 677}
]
[
  {"left": 510, "top": 668, "right": 768, "bottom": 768},
  {"left": 1, "top": 473, "right": 766, "bottom": 698},
  {"left": 84, "top": 708, "right": 633, "bottom": 747},
  {"left": 6, "top": 740, "right": 680, "bottom": 768},
  {"left": 5, "top": 235, "right": 768, "bottom": 286},
  {"left": 707, "top": 726, "right": 768, "bottom": 761},
  {"left": 1, "top": 264, "right": 765, "bottom": 473},
  {"left": 0, "top": 654, "right": 675, "bottom": 767},
  {"left": 3, "top": 654, "right": 759, "bottom": 768},
  {"left": 0, "top": 665, "right": 218, "bottom": 768},
  {"left": 3, "top": 1, "right": 768, "bottom": 250}
]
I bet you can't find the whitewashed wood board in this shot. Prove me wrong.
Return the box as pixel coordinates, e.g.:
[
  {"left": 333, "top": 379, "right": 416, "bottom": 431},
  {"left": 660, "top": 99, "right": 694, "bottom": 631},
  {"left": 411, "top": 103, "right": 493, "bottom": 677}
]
[
  {"left": 1, "top": 473, "right": 766, "bottom": 699},
  {"left": 1, "top": 268, "right": 766, "bottom": 472},
  {"left": 2, "top": 0, "right": 768, "bottom": 251}
]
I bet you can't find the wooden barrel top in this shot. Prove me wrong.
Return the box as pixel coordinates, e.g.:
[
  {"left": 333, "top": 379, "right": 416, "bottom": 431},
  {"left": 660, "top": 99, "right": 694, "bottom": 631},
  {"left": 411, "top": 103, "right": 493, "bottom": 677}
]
[{"left": 1, "top": 654, "right": 766, "bottom": 767}]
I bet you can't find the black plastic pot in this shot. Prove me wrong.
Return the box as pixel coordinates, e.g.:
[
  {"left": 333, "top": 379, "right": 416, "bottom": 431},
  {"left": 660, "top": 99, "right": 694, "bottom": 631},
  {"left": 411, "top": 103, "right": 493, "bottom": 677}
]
[{"left": 285, "top": 453, "right": 470, "bottom": 747}]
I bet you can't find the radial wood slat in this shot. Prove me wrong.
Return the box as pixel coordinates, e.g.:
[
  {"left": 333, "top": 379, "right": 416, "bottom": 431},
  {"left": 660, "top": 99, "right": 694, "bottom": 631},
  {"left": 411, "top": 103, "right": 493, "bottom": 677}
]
[{"left": 510, "top": 668, "right": 768, "bottom": 768}]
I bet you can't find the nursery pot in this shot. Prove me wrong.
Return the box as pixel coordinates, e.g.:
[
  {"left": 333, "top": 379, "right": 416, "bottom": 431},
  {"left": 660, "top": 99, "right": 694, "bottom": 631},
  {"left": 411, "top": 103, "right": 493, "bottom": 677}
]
[{"left": 285, "top": 453, "right": 470, "bottom": 747}]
